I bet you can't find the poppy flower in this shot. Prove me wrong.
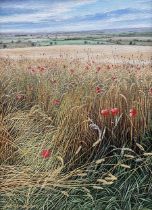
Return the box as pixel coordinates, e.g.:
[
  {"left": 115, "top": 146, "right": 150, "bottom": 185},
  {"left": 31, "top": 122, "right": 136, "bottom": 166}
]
[
  {"left": 70, "top": 69, "right": 75, "bottom": 74},
  {"left": 41, "top": 149, "right": 51, "bottom": 158},
  {"left": 112, "top": 76, "right": 116, "bottom": 81},
  {"left": 96, "top": 66, "right": 101, "bottom": 72},
  {"left": 111, "top": 108, "right": 119, "bottom": 116},
  {"left": 129, "top": 108, "right": 137, "bottom": 117},
  {"left": 51, "top": 80, "right": 57, "bottom": 84},
  {"left": 85, "top": 65, "right": 89, "bottom": 70},
  {"left": 101, "top": 109, "right": 110, "bottom": 117},
  {"left": 39, "top": 66, "right": 45, "bottom": 72},
  {"left": 149, "top": 88, "right": 152, "bottom": 96},
  {"left": 31, "top": 68, "right": 36, "bottom": 74},
  {"left": 96, "top": 86, "right": 102, "bottom": 94},
  {"left": 16, "top": 94, "right": 23, "bottom": 100},
  {"left": 53, "top": 99, "right": 60, "bottom": 106}
]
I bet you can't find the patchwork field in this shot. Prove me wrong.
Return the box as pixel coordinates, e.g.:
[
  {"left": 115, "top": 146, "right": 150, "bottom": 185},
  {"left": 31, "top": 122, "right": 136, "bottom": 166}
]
[
  {"left": 1, "top": 31, "right": 152, "bottom": 49},
  {"left": 0, "top": 45, "right": 152, "bottom": 210}
]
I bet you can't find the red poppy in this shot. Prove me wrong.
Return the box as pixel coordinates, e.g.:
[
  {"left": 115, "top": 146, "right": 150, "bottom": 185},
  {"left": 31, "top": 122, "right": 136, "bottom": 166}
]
[
  {"left": 39, "top": 66, "right": 45, "bottom": 72},
  {"left": 96, "top": 66, "right": 101, "bottom": 72},
  {"left": 101, "top": 109, "right": 110, "bottom": 117},
  {"left": 41, "top": 149, "right": 51, "bottom": 158},
  {"left": 53, "top": 99, "right": 60, "bottom": 106},
  {"left": 85, "top": 65, "right": 89, "bottom": 70},
  {"left": 112, "top": 76, "right": 116, "bottom": 81},
  {"left": 96, "top": 86, "right": 102, "bottom": 94},
  {"left": 149, "top": 88, "right": 152, "bottom": 95},
  {"left": 70, "top": 69, "right": 75, "bottom": 74},
  {"left": 129, "top": 108, "right": 137, "bottom": 117},
  {"left": 31, "top": 68, "right": 36, "bottom": 73},
  {"left": 16, "top": 94, "right": 23, "bottom": 100},
  {"left": 111, "top": 108, "right": 119, "bottom": 116},
  {"left": 51, "top": 80, "right": 57, "bottom": 84}
]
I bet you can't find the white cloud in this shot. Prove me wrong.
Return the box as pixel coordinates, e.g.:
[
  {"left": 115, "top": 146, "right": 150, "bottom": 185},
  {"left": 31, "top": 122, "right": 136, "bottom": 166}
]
[
  {"left": 107, "top": 13, "right": 152, "bottom": 23},
  {"left": 0, "top": 9, "right": 70, "bottom": 23},
  {"left": 1, "top": 20, "right": 151, "bottom": 33},
  {"left": 0, "top": 0, "right": 97, "bottom": 23},
  {"left": 0, "top": 0, "right": 151, "bottom": 32}
]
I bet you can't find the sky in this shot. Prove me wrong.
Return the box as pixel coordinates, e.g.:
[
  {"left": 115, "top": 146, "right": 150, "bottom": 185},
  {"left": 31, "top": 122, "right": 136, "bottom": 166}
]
[{"left": 0, "top": 0, "right": 152, "bottom": 33}]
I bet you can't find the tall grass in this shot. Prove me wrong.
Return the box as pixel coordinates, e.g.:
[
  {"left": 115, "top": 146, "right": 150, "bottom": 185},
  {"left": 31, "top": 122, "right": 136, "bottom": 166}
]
[{"left": 0, "top": 56, "right": 152, "bottom": 210}]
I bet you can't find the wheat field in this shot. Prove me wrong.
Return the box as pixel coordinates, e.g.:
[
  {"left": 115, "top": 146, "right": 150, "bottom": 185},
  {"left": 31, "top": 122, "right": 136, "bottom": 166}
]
[{"left": 0, "top": 47, "right": 152, "bottom": 210}]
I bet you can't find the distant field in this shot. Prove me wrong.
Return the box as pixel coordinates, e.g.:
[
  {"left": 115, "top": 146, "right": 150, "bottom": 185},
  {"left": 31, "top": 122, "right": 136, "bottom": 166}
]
[
  {"left": 0, "top": 31, "right": 152, "bottom": 49},
  {"left": 0, "top": 45, "right": 152, "bottom": 64}
]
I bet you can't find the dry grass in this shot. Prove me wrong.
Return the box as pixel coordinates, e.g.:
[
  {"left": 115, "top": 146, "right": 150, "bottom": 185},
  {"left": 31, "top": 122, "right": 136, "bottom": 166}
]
[{"left": 0, "top": 45, "right": 152, "bottom": 62}]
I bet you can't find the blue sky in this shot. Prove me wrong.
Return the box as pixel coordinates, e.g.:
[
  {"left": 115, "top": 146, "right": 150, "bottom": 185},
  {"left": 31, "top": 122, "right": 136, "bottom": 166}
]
[{"left": 0, "top": 0, "right": 152, "bottom": 33}]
